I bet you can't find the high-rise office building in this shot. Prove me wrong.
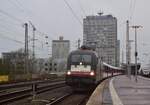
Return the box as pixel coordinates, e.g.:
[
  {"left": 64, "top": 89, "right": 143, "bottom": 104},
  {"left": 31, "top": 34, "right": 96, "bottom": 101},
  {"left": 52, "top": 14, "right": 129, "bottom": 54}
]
[{"left": 83, "top": 13, "right": 119, "bottom": 66}]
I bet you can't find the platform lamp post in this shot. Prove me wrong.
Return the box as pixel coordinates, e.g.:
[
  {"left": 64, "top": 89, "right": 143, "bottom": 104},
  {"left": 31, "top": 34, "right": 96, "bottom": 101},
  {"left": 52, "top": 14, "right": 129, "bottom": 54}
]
[
  {"left": 131, "top": 25, "right": 143, "bottom": 83},
  {"left": 128, "top": 40, "right": 134, "bottom": 79}
]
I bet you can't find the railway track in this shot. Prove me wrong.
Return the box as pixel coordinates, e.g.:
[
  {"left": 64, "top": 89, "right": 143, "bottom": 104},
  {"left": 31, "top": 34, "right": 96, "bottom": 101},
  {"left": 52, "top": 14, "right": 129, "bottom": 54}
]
[
  {"left": 0, "top": 81, "right": 65, "bottom": 104},
  {"left": 47, "top": 93, "right": 73, "bottom": 105},
  {"left": 0, "top": 78, "right": 64, "bottom": 90},
  {"left": 46, "top": 91, "right": 92, "bottom": 105}
]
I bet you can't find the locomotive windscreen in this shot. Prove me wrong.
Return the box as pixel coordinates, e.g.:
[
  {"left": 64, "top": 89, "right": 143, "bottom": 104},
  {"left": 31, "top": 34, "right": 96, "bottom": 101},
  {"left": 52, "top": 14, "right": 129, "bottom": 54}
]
[
  {"left": 67, "top": 50, "right": 98, "bottom": 71},
  {"left": 71, "top": 54, "right": 91, "bottom": 64}
]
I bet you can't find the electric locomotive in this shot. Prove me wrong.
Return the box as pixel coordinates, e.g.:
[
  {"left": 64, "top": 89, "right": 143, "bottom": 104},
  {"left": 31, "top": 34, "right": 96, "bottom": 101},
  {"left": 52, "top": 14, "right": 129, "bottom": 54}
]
[{"left": 65, "top": 45, "right": 101, "bottom": 90}]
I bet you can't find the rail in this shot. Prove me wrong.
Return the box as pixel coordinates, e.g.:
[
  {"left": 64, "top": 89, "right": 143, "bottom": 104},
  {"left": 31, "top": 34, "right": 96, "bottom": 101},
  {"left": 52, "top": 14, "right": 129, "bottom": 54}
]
[{"left": 0, "top": 81, "right": 65, "bottom": 104}]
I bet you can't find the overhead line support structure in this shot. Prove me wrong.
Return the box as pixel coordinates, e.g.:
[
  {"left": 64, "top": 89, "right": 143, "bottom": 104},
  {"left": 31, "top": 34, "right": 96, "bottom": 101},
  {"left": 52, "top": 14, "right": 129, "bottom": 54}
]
[
  {"left": 24, "top": 23, "right": 29, "bottom": 74},
  {"left": 131, "top": 25, "right": 143, "bottom": 83},
  {"left": 126, "top": 20, "right": 131, "bottom": 79},
  {"left": 29, "top": 21, "right": 36, "bottom": 72}
]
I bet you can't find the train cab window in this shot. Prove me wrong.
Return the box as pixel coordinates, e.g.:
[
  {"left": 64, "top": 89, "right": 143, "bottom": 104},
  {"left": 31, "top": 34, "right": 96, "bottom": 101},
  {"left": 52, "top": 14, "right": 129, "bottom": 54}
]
[
  {"left": 82, "top": 55, "right": 91, "bottom": 63},
  {"left": 71, "top": 55, "right": 80, "bottom": 62},
  {"left": 71, "top": 54, "right": 91, "bottom": 63}
]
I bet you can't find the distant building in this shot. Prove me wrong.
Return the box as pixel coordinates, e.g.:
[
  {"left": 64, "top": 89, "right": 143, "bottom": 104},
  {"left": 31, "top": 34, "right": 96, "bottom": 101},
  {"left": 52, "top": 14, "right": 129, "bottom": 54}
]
[
  {"left": 2, "top": 51, "right": 25, "bottom": 74},
  {"left": 35, "top": 58, "right": 45, "bottom": 73},
  {"left": 52, "top": 36, "right": 70, "bottom": 60},
  {"left": 83, "top": 13, "right": 119, "bottom": 66},
  {"left": 117, "top": 40, "right": 120, "bottom": 66},
  {"left": 0, "top": 58, "right": 9, "bottom": 75},
  {"left": 35, "top": 57, "right": 66, "bottom": 76},
  {"left": 52, "top": 36, "right": 70, "bottom": 73},
  {"left": 52, "top": 59, "right": 67, "bottom": 73}
]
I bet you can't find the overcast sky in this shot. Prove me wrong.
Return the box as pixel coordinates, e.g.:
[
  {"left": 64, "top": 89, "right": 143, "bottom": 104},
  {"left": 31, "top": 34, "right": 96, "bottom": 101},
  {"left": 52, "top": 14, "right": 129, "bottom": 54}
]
[{"left": 0, "top": 0, "right": 150, "bottom": 67}]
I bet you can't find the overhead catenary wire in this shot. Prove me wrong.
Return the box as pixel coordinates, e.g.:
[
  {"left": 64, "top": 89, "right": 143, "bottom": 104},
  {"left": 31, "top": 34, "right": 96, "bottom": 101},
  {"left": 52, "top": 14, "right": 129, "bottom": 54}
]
[
  {"left": 7, "top": 0, "right": 24, "bottom": 12},
  {"left": 0, "top": 33, "right": 24, "bottom": 44},
  {"left": 0, "top": 18, "right": 36, "bottom": 51},
  {"left": 14, "top": 0, "right": 27, "bottom": 12},
  {"left": 0, "top": 29, "right": 47, "bottom": 52},
  {"left": 0, "top": 13, "right": 49, "bottom": 58},
  {"left": 0, "top": 14, "right": 25, "bottom": 39},
  {"left": 0, "top": 19, "right": 22, "bottom": 29},
  {"left": 0, "top": 30, "right": 23, "bottom": 41},
  {"left": 27, "top": 24, "right": 53, "bottom": 54},
  {"left": 27, "top": 22, "right": 48, "bottom": 42},
  {"left": 0, "top": 2, "right": 55, "bottom": 57},
  {"left": 0, "top": 9, "right": 23, "bottom": 23},
  {"left": 77, "top": 0, "right": 86, "bottom": 17},
  {"left": 36, "top": 30, "right": 54, "bottom": 40},
  {"left": 129, "top": 0, "right": 137, "bottom": 21},
  {"left": 63, "top": 0, "right": 83, "bottom": 44},
  {"left": 0, "top": 33, "right": 47, "bottom": 53},
  {"left": 15, "top": 0, "right": 25, "bottom": 9},
  {"left": 15, "top": 0, "right": 34, "bottom": 15},
  {"left": 131, "top": 0, "right": 137, "bottom": 20},
  {"left": 0, "top": 14, "right": 24, "bottom": 32},
  {"left": 27, "top": 21, "right": 54, "bottom": 54},
  {"left": 128, "top": 0, "right": 133, "bottom": 19},
  {"left": 7, "top": 0, "right": 34, "bottom": 19},
  {"left": 0, "top": 22, "right": 24, "bottom": 36},
  {"left": 63, "top": 0, "right": 82, "bottom": 26}
]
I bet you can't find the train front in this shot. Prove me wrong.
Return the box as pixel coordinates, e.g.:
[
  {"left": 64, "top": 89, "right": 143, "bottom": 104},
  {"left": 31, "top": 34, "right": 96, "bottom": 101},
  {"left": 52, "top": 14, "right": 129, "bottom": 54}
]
[{"left": 65, "top": 49, "right": 97, "bottom": 90}]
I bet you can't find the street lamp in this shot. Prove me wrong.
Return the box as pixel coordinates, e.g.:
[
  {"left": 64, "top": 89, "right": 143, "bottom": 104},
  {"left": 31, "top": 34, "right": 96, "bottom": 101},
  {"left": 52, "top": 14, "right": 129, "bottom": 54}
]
[{"left": 131, "top": 25, "right": 143, "bottom": 82}]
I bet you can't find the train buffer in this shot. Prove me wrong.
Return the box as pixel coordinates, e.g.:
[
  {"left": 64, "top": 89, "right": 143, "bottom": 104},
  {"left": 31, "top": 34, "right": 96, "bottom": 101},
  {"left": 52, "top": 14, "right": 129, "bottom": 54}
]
[{"left": 87, "top": 75, "right": 150, "bottom": 105}]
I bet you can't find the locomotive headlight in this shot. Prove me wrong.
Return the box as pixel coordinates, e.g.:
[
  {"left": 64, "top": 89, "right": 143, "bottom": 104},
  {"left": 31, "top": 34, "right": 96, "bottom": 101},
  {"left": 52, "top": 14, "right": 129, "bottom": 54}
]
[
  {"left": 80, "top": 62, "right": 82, "bottom": 65},
  {"left": 67, "top": 71, "right": 71, "bottom": 75},
  {"left": 90, "top": 71, "right": 95, "bottom": 76}
]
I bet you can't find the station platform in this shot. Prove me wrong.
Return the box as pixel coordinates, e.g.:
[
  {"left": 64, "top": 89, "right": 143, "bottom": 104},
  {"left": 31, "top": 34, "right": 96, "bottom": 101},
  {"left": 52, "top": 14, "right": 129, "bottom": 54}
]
[{"left": 87, "top": 75, "right": 150, "bottom": 105}]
